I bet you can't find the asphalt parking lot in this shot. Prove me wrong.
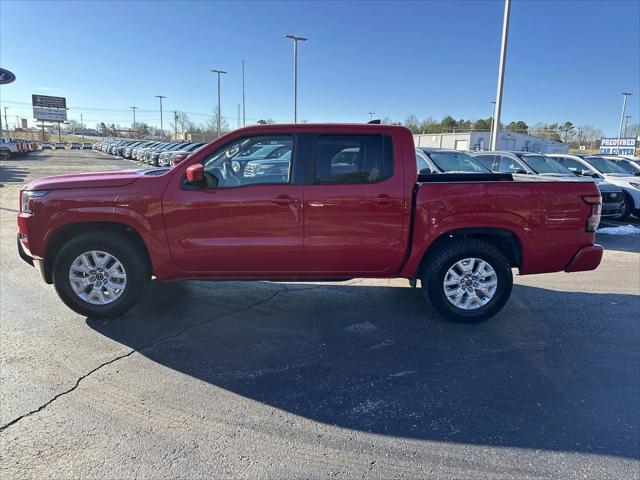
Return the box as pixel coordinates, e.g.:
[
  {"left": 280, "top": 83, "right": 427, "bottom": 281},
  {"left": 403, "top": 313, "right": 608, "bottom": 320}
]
[{"left": 1, "top": 150, "right": 639, "bottom": 479}]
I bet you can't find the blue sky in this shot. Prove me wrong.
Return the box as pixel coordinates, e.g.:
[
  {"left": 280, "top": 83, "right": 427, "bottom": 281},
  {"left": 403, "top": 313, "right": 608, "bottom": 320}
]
[{"left": 1, "top": 0, "right": 638, "bottom": 135}]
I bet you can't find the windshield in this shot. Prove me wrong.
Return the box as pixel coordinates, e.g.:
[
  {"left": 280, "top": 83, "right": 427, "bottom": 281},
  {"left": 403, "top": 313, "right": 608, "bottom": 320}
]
[
  {"left": 427, "top": 151, "right": 490, "bottom": 173},
  {"left": 518, "top": 154, "right": 571, "bottom": 174},
  {"left": 611, "top": 159, "right": 640, "bottom": 174},
  {"left": 584, "top": 156, "right": 629, "bottom": 174}
]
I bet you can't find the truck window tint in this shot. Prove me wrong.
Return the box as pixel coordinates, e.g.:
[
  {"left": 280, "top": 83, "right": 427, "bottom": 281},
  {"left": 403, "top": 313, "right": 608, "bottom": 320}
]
[
  {"left": 315, "top": 135, "right": 393, "bottom": 184},
  {"left": 202, "top": 135, "right": 294, "bottom": 187}
]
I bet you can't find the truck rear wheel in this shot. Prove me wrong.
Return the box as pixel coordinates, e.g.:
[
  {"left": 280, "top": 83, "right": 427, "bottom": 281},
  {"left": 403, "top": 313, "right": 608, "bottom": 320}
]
[
  {"left": 52, "top": 231, "right": 150, "bottom": 318},
  {"left": 422, "top": 239, "right": 513, "bottom": 323}
]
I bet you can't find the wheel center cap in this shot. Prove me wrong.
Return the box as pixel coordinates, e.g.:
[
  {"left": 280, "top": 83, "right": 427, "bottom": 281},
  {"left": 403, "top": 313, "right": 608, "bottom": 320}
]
[{"left": 95, "top": 273, "right": 104, "bottom": 281}]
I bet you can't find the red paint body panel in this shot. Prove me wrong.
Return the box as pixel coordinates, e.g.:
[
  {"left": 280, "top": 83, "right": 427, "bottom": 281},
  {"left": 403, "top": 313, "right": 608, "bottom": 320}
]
[{"left": 17, "top": 124, "right": 602, "bottom": 283}]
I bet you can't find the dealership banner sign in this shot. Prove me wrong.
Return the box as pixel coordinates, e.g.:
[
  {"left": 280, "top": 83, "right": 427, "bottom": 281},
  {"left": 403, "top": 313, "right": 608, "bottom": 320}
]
[
  {"left": 600, "top": 137, "right": 637, "bottom": 155},
  {"left": 32, "top": 94, "right": 67, "bottom": 122}
]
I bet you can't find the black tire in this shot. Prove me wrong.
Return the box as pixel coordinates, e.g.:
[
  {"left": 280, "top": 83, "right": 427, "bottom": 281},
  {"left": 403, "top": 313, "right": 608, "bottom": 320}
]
[
  {"left": 612, "top": 192, "right": 632, "bottom": 220},
  {"left": 421, "top": 238, "right": 513, "bottom": 323},
  {"left": 52, "top": 231, "right": 150, "bottom": 318}
]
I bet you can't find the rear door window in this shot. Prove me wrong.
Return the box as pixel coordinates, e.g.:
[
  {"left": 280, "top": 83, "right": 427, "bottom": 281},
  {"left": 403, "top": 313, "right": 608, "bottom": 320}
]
[{"left": 315, "top": 135, "right": 393, "bottom": 184}]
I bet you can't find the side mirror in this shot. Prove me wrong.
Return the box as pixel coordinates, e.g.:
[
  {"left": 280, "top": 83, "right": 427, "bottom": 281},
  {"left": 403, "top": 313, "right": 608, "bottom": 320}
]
[
  {"left": 186, "top": 163, "right": 204, "bottom": 184},
  {"left": 419, "top": 167, "right": 434, "bottom": 174},
  {"left": 514, "top": 169, "right": 528, "bottom": 174}
]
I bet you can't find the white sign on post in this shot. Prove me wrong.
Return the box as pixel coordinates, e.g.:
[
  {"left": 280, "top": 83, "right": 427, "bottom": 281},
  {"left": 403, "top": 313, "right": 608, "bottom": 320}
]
[{"left": 33, "top": 106, "right": 67, "bottom": 122}]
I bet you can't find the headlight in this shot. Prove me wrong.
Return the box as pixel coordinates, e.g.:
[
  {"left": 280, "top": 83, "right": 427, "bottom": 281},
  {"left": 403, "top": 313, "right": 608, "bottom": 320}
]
[
  {"left": 20, "top": 190, "right": 50, "bottom": 214},
  {"left": 629, "top": 183, "right": 640, "bottom": 189}
]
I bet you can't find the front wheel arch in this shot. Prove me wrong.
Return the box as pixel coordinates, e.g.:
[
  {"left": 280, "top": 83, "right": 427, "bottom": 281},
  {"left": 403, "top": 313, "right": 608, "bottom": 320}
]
[{"left": 44, "top": 222, "right": 152, "bottom": 284}]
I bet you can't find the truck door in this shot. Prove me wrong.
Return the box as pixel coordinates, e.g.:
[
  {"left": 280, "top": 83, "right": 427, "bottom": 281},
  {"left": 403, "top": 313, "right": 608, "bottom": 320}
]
[
  {"left": 303, "top": 134, "right": 405, "bottom": 273},
  {"left": 162, "top": 134, "right": 304, "bottom": 273}
]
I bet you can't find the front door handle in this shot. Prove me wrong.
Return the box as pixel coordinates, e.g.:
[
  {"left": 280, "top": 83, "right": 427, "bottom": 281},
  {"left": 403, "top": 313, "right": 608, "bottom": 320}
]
[
  {"left": 271, "top": 195, "right": 297, "bottom": 206},
  {"left": 374, "top": 194, "right": 394, "bottom": 206}
]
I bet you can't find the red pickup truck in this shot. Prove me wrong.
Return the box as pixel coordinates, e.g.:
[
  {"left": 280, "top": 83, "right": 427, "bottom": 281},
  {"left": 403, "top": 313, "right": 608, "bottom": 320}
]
[{"left": 17, "top": 124, "right": 603, "bottom": 322}]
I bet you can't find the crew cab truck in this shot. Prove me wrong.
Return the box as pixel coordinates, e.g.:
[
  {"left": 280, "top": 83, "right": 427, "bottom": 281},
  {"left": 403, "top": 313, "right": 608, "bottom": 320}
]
[{"left": 17, "top": 124, "right": 604, "bottom": 322}]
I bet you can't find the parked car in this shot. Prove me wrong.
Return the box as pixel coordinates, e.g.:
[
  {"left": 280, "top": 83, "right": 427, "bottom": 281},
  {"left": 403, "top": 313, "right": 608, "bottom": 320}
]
[
  {"left": 0, "top": 137, "right": 26, "bottom": 159},
  {"left": 53, "top": 142, "right": 65, "bottom": 150},
  {"left": 41, "top": 143, "right": 52, "bottom": 150},
  {"left": 416, "top": 148, "right": 492, "bottom": 174},
  {"left": 69, "top": 142, "right": 81, "bottom": 150},
  {"left": 82, "top": 143, "right": 92, "bottom": 150},
  {"left": 167, "top": 143, "right": 205, "bottom": 167},
  {"left": 18, "top": 124, "right": 603, "bottom": 322},
  {"left": 597, "top": 155, "right": 640, "bottom": 175},
  {"left": 471, "top": 151, "right": 626, "bottom": 218},
  {"left": 548, "top": 154, "right": 640, "bottom": 219}
]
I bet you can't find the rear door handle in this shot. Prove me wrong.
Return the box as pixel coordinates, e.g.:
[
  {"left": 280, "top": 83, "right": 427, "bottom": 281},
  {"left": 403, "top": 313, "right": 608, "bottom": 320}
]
[
  {"left": 271, "top": 195, "right": 297, "bottom": 206},
  {"left": 374, "top": 194, "right": 394, "bottom": 206}
]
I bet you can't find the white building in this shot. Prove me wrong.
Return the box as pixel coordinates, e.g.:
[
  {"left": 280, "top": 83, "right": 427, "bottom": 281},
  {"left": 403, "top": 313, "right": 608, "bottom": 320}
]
[{"left": 413, "top": 131, "right": 568, "bottom": 154}]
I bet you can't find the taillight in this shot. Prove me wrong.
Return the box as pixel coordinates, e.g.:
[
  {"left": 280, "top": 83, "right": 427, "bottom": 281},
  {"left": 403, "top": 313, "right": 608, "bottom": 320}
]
[{"left": 582, "top": 195, "right": 602, "bottom": 232}]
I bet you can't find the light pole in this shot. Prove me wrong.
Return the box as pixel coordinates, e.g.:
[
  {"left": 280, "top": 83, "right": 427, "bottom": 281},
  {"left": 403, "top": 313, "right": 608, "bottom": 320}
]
[
  {"left": 490, "top": 0, "right": 511, "bottom": 151},
  {"left": 242, "top": 60, "right": 246, "bottom": 127},
  {"left": 174, "top": 110, "right": 178, "bottom": 138},
  {"left": 81, "top": 113, "right": 84, "bottom": 143},
  {"left": 617, "top": 92, "right": 633, "bottom": 154},
  {"left": 130, "top": 106, "right": 137, "bottom": 137},
  {"left": 211, "top": 69, "right": 227, "bottom": 137},
  {"left": 285, "top": 34, "right": 308, "bottom": 123},
  {"left": 368, "top": 112, "right": 375, "bottom": 121},
  {"left": 623, "top": 115, "right": 632, "bottom": 138},
  {"left": 155, "top": 96, "right": 166, "bottom": 138},
  {"left": 3, "top": 107, "right": 9, "bottom": 134},
  {"left": 489, "top": 101, "right": 496, "bottom": 150}
]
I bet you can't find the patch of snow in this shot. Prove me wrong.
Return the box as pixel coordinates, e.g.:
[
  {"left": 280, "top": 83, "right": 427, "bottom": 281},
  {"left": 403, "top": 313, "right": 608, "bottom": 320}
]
[{"left": 597, "top": 224, "right": 640, "bottom": 235}]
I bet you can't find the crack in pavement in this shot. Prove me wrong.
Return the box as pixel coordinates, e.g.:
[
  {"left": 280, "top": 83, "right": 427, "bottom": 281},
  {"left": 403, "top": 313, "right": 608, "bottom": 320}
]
[{"left": 0, "top": 288, "right": 285, "bottom": 433}]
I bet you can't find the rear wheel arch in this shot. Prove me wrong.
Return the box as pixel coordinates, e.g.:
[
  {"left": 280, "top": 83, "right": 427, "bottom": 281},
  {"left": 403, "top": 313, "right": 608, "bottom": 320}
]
[
  {"left": 416, "top": 227, "right": 522, "bottom": 279},
  {"left": 44, "top": 222, "right": 152, "bottom": 284}
]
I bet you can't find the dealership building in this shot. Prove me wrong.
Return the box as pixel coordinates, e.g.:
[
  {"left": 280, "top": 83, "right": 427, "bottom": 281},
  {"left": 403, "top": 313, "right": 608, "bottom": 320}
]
[{"left": 413, "top": 131, "right": 568, "bottom": 153}]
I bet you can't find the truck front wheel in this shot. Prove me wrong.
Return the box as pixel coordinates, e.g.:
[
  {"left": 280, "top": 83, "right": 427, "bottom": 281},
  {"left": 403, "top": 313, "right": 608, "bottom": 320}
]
[
  {"left": 422, "top": 239, "right": 513, "bottom": 323},
  {"left": 52, "top": 231, "right": 150, "bottom": 318}
]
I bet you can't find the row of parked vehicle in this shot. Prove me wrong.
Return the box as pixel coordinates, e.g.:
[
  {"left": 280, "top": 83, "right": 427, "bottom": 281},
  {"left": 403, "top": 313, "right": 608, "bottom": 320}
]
[
  {"left": 415, "top": 147, "right": 640, "bottom": 220},
  {"left": 0, "top": 137, "right": 40, "bottom": 159},
  {"left": 42, "top": 142, "right": 93, "bottom": 150},
  {"left": 94, "top": 139, "right": 205, "bottom": 167}
]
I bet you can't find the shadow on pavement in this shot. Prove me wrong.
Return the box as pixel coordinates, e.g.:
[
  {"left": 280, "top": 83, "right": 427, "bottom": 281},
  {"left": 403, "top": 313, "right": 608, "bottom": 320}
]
[
  {"left": 596, "top": 233, "right": 640, "bottom": 254},
  {"left": 87, "top": 280, "right": 640, "bottom": 459},
  {"left": 0, "top": 165, "right": 29, "bottom": 186}
]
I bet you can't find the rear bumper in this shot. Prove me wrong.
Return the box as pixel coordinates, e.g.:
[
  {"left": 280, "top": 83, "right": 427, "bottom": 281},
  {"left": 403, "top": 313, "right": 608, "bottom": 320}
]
[{"left": 564, "top": 244, "right": 604, "bottom": 273}]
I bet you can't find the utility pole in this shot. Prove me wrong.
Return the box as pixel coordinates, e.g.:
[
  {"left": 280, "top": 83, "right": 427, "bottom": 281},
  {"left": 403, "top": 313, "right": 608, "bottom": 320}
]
[
  {"left": 81, "top": 113, "right": 85, "bottom": 143},
  {"left": 155, "top": 96, "right": 166, "bottom": 138},
  {"left": 490, "top": 0, "right": 511, "bottom": 151},
  {"left": 242, "top": 60, "right": 246, "bottom": 127},
  {"left": 130, "top": 106, "right": 137, "bottom": 136},
  {"left": 57, "top": 122, "right": 62, "bottom": 142},
  {"left": 15, "top": 116, "right": 19, "bottom": 131},
  {"left": 285, "top": 34, "right": 308, "bottom": 123},
  {"left": 3, "top": 107, "right": 8, "bottom": 135},
  {"left": 211, "top": 69, "right": 227, "bottom": 137},
  {"left": 368, "top": 112, "right": 375, "bottom": 121},
  {"left": 237, "top": 104, "right": 241, "bottom": 129},
  {"left": 617, "top": 92, "right": 632, "bottom": 154}
]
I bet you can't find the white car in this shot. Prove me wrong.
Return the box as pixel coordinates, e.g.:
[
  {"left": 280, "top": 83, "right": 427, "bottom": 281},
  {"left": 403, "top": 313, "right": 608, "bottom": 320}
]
[
  {"left": 549, "top": 154, "right": 640, "bottom": 219},
  {"left": 598, "top": 155, "right": 640, "bottom": 175}
]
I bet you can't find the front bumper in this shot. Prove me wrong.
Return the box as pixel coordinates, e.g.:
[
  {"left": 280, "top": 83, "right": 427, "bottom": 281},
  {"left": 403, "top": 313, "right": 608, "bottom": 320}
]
[
  {"left": 564, "top": 244, "right": 604, "bottom": 273},
  {"left": 17, "top": 233, "right": 49, "bottom": 282}
]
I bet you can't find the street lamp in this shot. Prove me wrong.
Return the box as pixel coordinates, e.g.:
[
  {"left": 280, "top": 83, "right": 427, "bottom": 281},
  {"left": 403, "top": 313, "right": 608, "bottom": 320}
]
[
  {"left": 368, "top": 112, "right": 376, "bottom": 121},
  {"left": 624, "top": 115, "right": 632, "bottom": 137},
  {"left": 285, "top": 34, "right": 308, "bottom": 123},
  {"left": 155, "top": 96, "right": 166, "bottom": 137},
  {"left": 617, "top": 92, "right": 633, "bottom": 154},
  {"left": 211, "top": 69, "right": 227, "bottom": 137},
  {"left": 490, "top": 0, "right": 511, "bottom": 150}
]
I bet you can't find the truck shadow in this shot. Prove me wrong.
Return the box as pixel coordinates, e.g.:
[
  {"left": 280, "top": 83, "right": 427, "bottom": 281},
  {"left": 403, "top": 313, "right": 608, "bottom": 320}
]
[{"left": 86, "top": 281, "right": 639, "bottom": 459}]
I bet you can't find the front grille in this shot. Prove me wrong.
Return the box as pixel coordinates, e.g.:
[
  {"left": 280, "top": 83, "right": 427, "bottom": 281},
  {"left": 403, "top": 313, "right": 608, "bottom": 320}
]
[
  {"left": 602, "top": 192, "right": 621, "bottom": 203},
  {"left": 244, "top": 164, "right": 258, "bottom": 177}
]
